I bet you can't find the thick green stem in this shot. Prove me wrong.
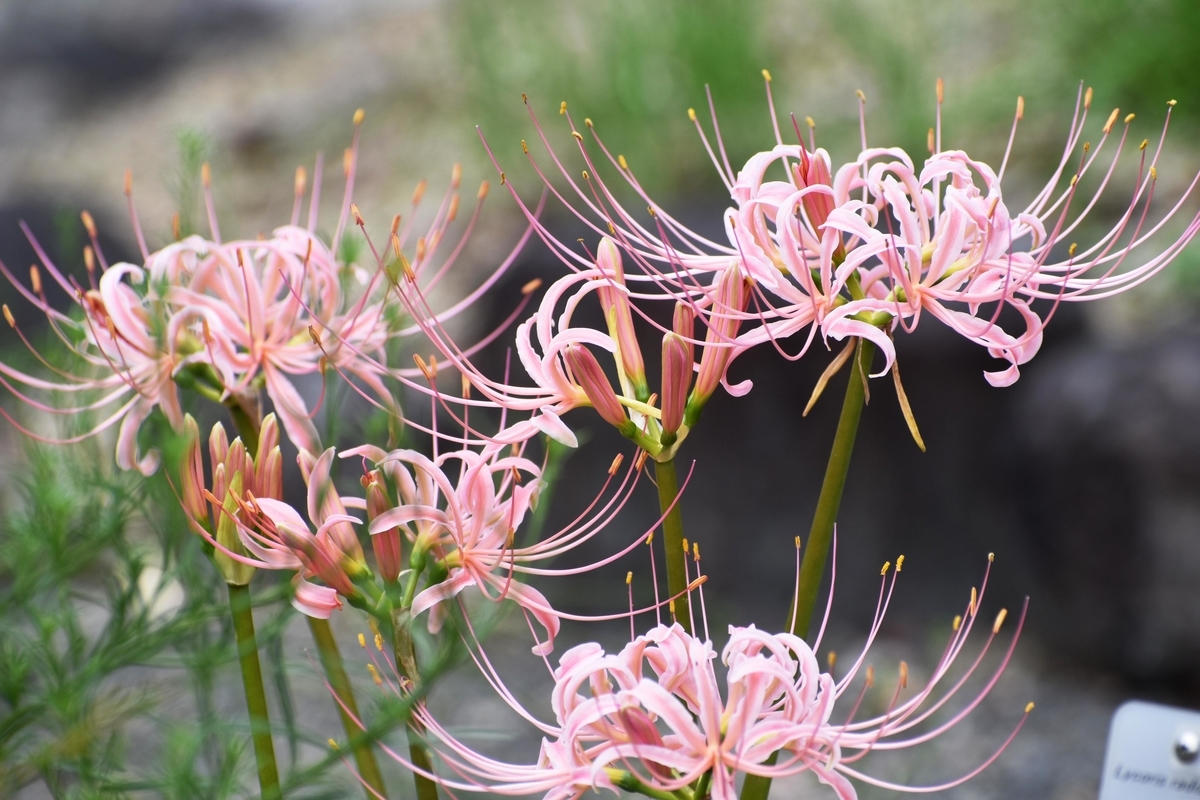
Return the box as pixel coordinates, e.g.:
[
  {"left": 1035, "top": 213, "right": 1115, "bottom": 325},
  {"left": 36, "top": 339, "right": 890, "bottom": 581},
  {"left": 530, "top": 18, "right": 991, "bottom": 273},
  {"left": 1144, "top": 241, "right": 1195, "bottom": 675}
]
[
  {"left": 228, "top": 583, "right": 281, "bottom": 800},
  {"left": 653, "top": 458, "right": 690, "bottom": 634},
  {"left": 741, "top": 339, "right": 874, "bottom": 800},
  {"left": 308, "top": 616, "right": 388, "bottom": 799},
  {"left": 391, "top": 610, "right": 440, "bottom": 800},
  {"left": 787, "top": 338, "right": 874, "bottom": 638}
]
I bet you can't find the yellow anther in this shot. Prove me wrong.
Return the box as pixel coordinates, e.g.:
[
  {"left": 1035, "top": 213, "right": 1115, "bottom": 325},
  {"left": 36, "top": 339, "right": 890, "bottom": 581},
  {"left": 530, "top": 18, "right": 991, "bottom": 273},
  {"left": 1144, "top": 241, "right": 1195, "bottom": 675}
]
[
  {"left": 367, "top": 663, "right": 383, "bottom": 686},
  {"left": 693, "top": 542, "right": 700, "bottom": 561},
  {"left": 1025, "top": 702, "right": 1035, "bottom": 713},
  {"left": 294, "top": 166, "right": 307, "bottom": 195},
  {"left": 81, "top": 210, "right": 97, "bottom": 237},
  {"left": 1070, "top": 174, "right": 1078, "bottom": 187},
  {"left": 607, "top": 222, "right": 616, "bottom": 234},
  {"left": 1083, "top": 141, "right": 1091, "bottom": 154},
  {"left": 993, "top": 608, "right": 1008, "bottom": 634},
  {"left": 626, "top": 571, "right": 633, "bottom": 585},
  {"left": 351, "top": 203, "right": 364, "bottom": 226},
  {"left": 969, "top": 587, "right": 977, "bottom": 615},
  {"left": 899, "top": 661, "right": 909, "bottom": 689},
  {"left": 353, "top": 108, "right": 365, "bottom": 126},
  {"left": 308, "top": 325, "right": 322, "bottom": 346},
  {"left": 865, "top": 665, "right": 875, "bottom": 687},
  {"left": 682, "top": 537, "right": 689, "bottom": 554},
  {"left": 413, "top": 353, "right": 433, "bottom": 381},
  {"left": 1125, "top": 113, "right": 1136, "bottom": 124},
  {"left": 1150, "top": 166, "right": 1158, "bottom": 180},
  {"left": 618, "top": 154, "right": 629, "bottom": 170},
  {"left": 795, "top": 536, "right": 802, "bottom": 549},
  {"left": 856, "top": 89, "right": 866, "bottom": 102},
  {"left": 1139, "top": 138, "right": 1149, "bottom": 151},
  {"left": 647, "top": 206, "right": 657, "bottom": 218},
  {"left": 827, "top": 651, "right": 837, "bottom": 669},
  {"left": 328, "top": 738, "right": 340, "bottom": 750},
  {"left": 521, "top": 139, "right": 529, "bottom": 154},
  {"left": 988, "top": 552, "right": 995, "bottom": 562},
  {"left": 585, "top": 118, "right": 593, "bottom": 128},
  {"left": 881, "top": 561, "right": 891, "bottom": 576},
  {"left": 29, "top": 266, "right": 41, "bottom": 295},
  {"left": 1103, "top": 108, "right": 1120, "bottom": 134},
  {"left": 896, "top": 555, "right": 905, "bottom": 572},
  {"left": 645, "top": 531, "right": 654, "bottom": 545},
  {"left": 762, "top": 68, "right": 772, "bottom": 83},
  {"left": 500, "top": 172, "right": 506, "bottom": 185},
  {"left": 559, "top": 101, "right": 567, "bottom": 115},
  {"left": 1168, "top": 99, "right": 1178, "bottom": 107},
  {"left": 1016, "top": 96, "right": 1025, "bottom": 120},
  {"left": 521, "top": 93, "right": 528, "bottom": 104},
  {"left": 669, "top": 599, "right": 676, "bottom": 617},
  {"left": 1084, "top": 86, "right": 1094, "bottom": 109},
  {"left": 1068, "top": 243, "right": 1078, "bottom": 257},
  {"left": 952, "top": 614, "right": 962, "bottom": 631},
  {"left": 571, "top": 131, "right": 583, "bottom": 141},
  {"left": 609, "top": 453, "right": 624, "bottom": 475},
  {"left": 521, "top": 277, "right": 542, "bottom": 295},
  {"left": 582, "top": 170, "right": 590, "bottom": 181},
  {"left": 688, "top": 107, "right": 697, "bottom": 122},
  {"left": 805, "top": 116, "right": 816, "bottom": 129},
  {"left": 936, "top": 77, "right": 944, "bottom": 104},
  {"left": 358, "top": 633, "right": 366, "bottom": 648},
  {"left": 375, "top": 633, "right": 383, "bottom": 651},
  {"left": 2, "top": 305, "right": 13, "bottom": 328}
]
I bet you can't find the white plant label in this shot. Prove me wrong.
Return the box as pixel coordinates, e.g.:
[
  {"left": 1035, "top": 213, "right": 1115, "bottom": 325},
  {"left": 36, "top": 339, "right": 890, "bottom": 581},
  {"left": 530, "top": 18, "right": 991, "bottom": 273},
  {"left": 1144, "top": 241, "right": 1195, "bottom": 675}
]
[{"left": 1100, "top": 701, "right": 1200, "bottom": 799}]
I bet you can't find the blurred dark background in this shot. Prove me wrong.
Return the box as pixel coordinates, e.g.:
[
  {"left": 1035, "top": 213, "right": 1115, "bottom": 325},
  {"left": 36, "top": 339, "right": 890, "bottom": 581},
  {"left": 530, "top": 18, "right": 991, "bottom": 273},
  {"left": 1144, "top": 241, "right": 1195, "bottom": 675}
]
[{"left": 4, "top": 1, "right": 1200, "bottom": 798}]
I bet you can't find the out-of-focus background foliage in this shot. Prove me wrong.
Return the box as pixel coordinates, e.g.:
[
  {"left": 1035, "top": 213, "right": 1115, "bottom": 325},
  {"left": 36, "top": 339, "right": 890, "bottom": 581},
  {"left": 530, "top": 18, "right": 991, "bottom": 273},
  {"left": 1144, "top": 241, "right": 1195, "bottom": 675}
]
[{"left": 3, "top": 0, "right": 1200, "bottom": 797}]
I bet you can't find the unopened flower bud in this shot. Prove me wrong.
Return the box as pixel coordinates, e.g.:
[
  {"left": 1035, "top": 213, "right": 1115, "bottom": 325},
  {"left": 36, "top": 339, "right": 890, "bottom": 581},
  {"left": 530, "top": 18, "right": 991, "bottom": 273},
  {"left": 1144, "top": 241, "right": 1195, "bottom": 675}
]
[
  {"left": 181, "top": 415, "right": 206, "bottom": 522},
  {"left": 565, "top": 344, "right": 629, "bottom": 431},
  {"left": 213, "top": 471, "right": 256, "bottom": 586},
  {"left": 796, "top": 149, "right": 836, "bottom": 230},
  {"left": 365, "top": 470, "right": 402, "bottom": 583},
  {"left": 257, "top": 446, "right": 283, "bottom": 501},
  {"left": 209, "top": 421, "right": 229, "bottom": 470},
  {"left": 225, "top": 438, "right": 253, "bottom": 496},
  {"left": 692, "top": 264, "right": 749, "bottom": 411},
  {"left": 596, "top": 237, "right": 647, "bottom": 400},
  {"left": 660, "top": 333, "right": 691, "bottom": 434},
  {"left": 257, "top": 412, "right": 279, "bottom": 464}
]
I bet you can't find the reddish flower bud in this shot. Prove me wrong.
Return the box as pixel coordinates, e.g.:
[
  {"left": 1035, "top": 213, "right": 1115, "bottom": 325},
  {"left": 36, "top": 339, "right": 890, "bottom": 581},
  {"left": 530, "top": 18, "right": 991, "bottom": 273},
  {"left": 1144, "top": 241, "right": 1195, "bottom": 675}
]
[
  {"left": 257, "top": 412, "right": 279, "bottom": 464},
  {"left": 693, "top": 264, "right": 749, "bottom": 406},
  {"left": 365, "top": 469, "right": 402, "bottom": 583},
  {"left": 180, "top": 415, "right": 206, "bottom": 522},
  {"left": 208, "top": 421, "right": 229, "bottom": 471},
  {"left": 564, "top": 344, "right": 628, "bottom": 431},
  {"left": 596, "top": 237, "right": 647, "bottom": 398},
  {"left": 660, "top": 333, "right": 692, "bottom": 434},
  {"left": 257, "top": 446, "right": 283, "bottom": 501}
]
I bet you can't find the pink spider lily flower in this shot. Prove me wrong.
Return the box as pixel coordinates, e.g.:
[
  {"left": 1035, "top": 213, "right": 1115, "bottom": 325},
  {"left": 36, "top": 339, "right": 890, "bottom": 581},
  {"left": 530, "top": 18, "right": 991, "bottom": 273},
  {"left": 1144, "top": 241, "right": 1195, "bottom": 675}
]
[
  {"left": 362, "top": 552, "right": 1031, "bottom": 800},
  {"left": 0, "top": 249, "right": 186, "bottom": 475},
  {"left": 0, "top": 108, "right": 513, "bottom": 469},
  {"left": 348, "top": 442, "right": 684, "bottom": 655},
  {"left": 427, "top": 237, "right": 749, "bottom": 456},
  {"left": 475, "top": 81, "right": 1199, "bottom": 395}
]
